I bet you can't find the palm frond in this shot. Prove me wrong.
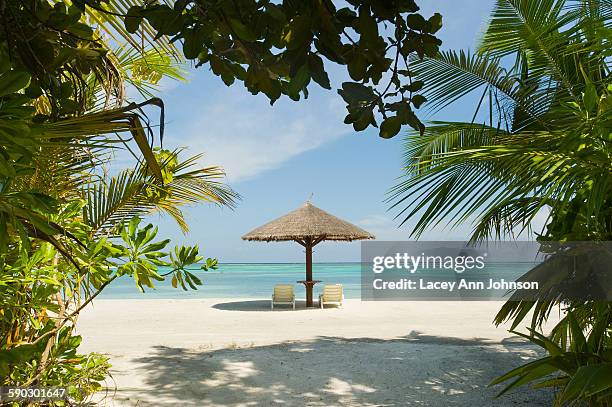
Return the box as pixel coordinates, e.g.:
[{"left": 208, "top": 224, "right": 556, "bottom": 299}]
[
  {"left": 86, "top": 46, "right": 188, "bottom": 111},
  {"left": 85, "top": 152, "right": 239, "bottom": 236},
  {"left": 12, "top": 145, "right": 100, "bottom": 199},
  {"left": 410, "top": 51, "right": 560, "bottom": 133},
  {"left": 390, "top": 128, "right": 612, "bottom": 240},
  {"left": 410, "top": 51, "right": 518, "bottom": 113},
  {"left": 478, "top": 0, "right": 586, "bottom": 100},
  {"left": 37, "top": 98, "right": 169, "bottom": 183},
  {"left": 470, "top": 197, "right": 551, "bottom": 241},
  {"left": 564, "top": 0, "right": 612, "bottom": 27},
  {"left": 402, "top": 121, "right": 505, "bottom": 167},
  {"left": 479, "top": 0, "right": 567, "bottom": 57},
  {"left": 85, "top": 0, "right": 181, "bottom": 60}
]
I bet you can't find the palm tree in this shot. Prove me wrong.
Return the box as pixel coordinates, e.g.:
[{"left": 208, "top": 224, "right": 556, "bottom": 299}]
[
  {"left": 388, "top": 0, "right": 611, "bottom": 404},
  {"left": 0, "top": 1, "right": 238, "bottom": 393},
  {"left": 391, "top": 0, "right": 610, "bottom": 242},
  {"left": 84, "top": 149, "right": 237, "bottom": 237},
  {"left": 2, "top": 0, "right": 237, "bottom": 251}
]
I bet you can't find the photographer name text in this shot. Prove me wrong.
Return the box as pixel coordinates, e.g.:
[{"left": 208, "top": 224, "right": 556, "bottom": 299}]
[{"left": 372, "top": 278, "right": 539, "bottom": 292}]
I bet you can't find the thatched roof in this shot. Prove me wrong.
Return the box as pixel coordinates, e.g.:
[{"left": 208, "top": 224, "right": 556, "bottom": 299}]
[{"left": 242, "top": 202, "right": 375, "bottom": 242}]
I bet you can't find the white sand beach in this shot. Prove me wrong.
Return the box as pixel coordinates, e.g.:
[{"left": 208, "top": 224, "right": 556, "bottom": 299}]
[{"left": 77, "top": 299, "right": 558, "bottom": 406}]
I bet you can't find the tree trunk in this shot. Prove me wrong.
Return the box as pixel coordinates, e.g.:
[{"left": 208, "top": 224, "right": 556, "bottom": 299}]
[{"left": 305, "top": 240, "right": 313, "bottom": 307}]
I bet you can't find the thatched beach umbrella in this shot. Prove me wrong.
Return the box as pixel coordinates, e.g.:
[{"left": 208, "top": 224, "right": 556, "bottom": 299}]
[{"left": 242, "top": 201, "right": 375, "bottom": 307}]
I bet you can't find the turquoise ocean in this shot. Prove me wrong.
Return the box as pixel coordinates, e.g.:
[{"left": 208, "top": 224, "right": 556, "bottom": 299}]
[{"left": 100, "top": 262, "right": 536, "bottom": 299}]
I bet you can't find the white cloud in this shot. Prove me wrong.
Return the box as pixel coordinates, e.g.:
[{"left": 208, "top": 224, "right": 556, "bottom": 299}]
[
  {"left": 173, "top": 86, "right": 349, "bottom": 183},
  {"left": 357, "top": 215, "right": 422, "bottom": 241}
]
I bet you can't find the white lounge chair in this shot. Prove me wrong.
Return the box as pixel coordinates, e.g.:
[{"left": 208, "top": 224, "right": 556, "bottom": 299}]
[
  {"left": 319, "top": 284, "right": 344, "bottom": 308},
  {"left": 271, "top": 284, "right": 295, "bottom": 310}
]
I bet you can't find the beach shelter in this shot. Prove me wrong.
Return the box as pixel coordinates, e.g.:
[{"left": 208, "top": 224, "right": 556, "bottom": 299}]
[{"left": 242, "top": 201, "right": 375, "bottom": 307}]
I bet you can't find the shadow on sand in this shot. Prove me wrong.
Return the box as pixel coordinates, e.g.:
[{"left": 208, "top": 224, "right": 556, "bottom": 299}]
[
  {"left": 111, "top": 332, "right": 554, "bottom": 406},
  {"left": 212, "top": 299, "right": 339, "bottom": 312},
  {"left": 213, "top": 299, "right": 300, "bottom": 311}
]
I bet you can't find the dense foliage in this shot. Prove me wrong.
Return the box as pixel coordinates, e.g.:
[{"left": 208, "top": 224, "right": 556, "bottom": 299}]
[
  {"left": 389, "top": 0, "right": 611, "bottom": 405},
  {"left": 0, "top": 0, "right": 238, "bottom": 403},
  {"left": 124, "top": 0, "right": 443, "bottom": 138},
  {"left": 1, "top": 0, "right": 443, "bottom": 403}
]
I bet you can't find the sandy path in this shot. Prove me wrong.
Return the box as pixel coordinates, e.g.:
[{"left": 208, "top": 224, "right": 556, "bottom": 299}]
[{"left": 78, "top": 299, "right": 556, "bottom": 406}]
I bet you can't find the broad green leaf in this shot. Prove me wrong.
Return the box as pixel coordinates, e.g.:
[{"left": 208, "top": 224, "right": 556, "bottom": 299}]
[
  {"left": 428, "top": 13, "right": 443, "bottom": 34},
  {"left": 288, "top": 65, "right": 310, "bottom": 97},
  {"left": 0, "top": 70, "right": 31, "bottom": 96},
  {"left": 308, "top": 54, "right": 331, "bottom": 90},
  {"left": 125, "top": 7, "right": 143, "bottom": 34},
  {"left": 228, "top": 18, "right": 257, "bottom": 42},
  {"left": 406, "top": 14, "right": 426, "bottom": 31},
  {"left": 338, "top": 82, "right": 375, "bottom": 103},
  {"left": 411, "top": 94, "right": 427, "bottom": 108},
  {"left": 380, "top": 116, "right": 402, "bottom": 139},
  {"left": 183, "top": 28, "right": 206, "bottom": 60},
  {"left": 128, "top": 217, "right": 141, "bottom": 236}
]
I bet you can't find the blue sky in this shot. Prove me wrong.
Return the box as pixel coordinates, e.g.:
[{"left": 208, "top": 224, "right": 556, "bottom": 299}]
[{"left": 145, "top": 0, "right": 527, "bottom": 263}]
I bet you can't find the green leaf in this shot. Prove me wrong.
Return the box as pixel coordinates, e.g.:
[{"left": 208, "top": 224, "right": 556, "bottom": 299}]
[
  {"left": 567, "top": 312, "right": 587, "bottom": 352},
  {"left": 336, "top": 7, "right": 357, "bottom": 24},
  {"left": 228, "top": 18, "right": 257, "bottom": 42},
  {"left": 352, "top": 108, "right": 374, "bottom": 131},
  {"left": 0, "top": 70, "right": 31, "bottom": 96},
  {"left": 266, "top": 4, "right": 285, "bottom": 21},
  {"left": 186, "top": 271, "right": 202, "bottom": 286},
  {"left": 183, "top": 29, "right": 206, "bottom": 60},
  {"left": 583, "top": 82, "right": 598, "bottom": 113},
  {"left": 308, "top": 54, "right": 331, "bottom": 90},
  {"left": 128, "top": 217, "right": 141, "bottom": 237},
  {"left": 202, "top": 258, "right": 218, "bottom": 271},
  {"left": 559, "top": 364, "right": 612, "bottom": 403},
  {"left": 493, "top": 360, "right": 560, "bottom": 397},
  {"left": 357, "top": 12, "right": 378, "bottom": 43},
  {"left": 403, "top": 80, "right": 424, "bottom": 92},
  {"left": 210, "top": 55, "right": 225, "bottom": 76},
  {"left": 283, "top": 15, "right": 312, "bottom": 50},
  {"left": 406, "top": 14, "right": 427, "bottom": 31},
  {"left": 144, "top": 240, "right": 170, "bottom": 252},
  {"left": 338, "top": 82, "right": 375, "bottom": 103},
  {"left": 347, "top": 52, "right": 367, "bottom": 81},
  {"left": 411, "top": 94, "right": 427, "bottom": 108},
  {"left": 67, "top": 22, "right": 93, "bottom": 39},
  {"left": 380, "top": 116, "right": 402, "bottom": 139},
  {"left": 288, "top": 65, "right": 309, "bottom": 97},
  {"left": 125, "top": 7, "right": 143, "bottom": 34},
  {"left": 428, "top": 13, "right": 443, "bottom": 34}
]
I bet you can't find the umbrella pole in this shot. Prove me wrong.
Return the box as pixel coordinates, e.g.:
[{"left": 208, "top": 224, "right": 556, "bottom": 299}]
[{"left": 305, "top": 239, "right": 313, "bottom": 307}]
